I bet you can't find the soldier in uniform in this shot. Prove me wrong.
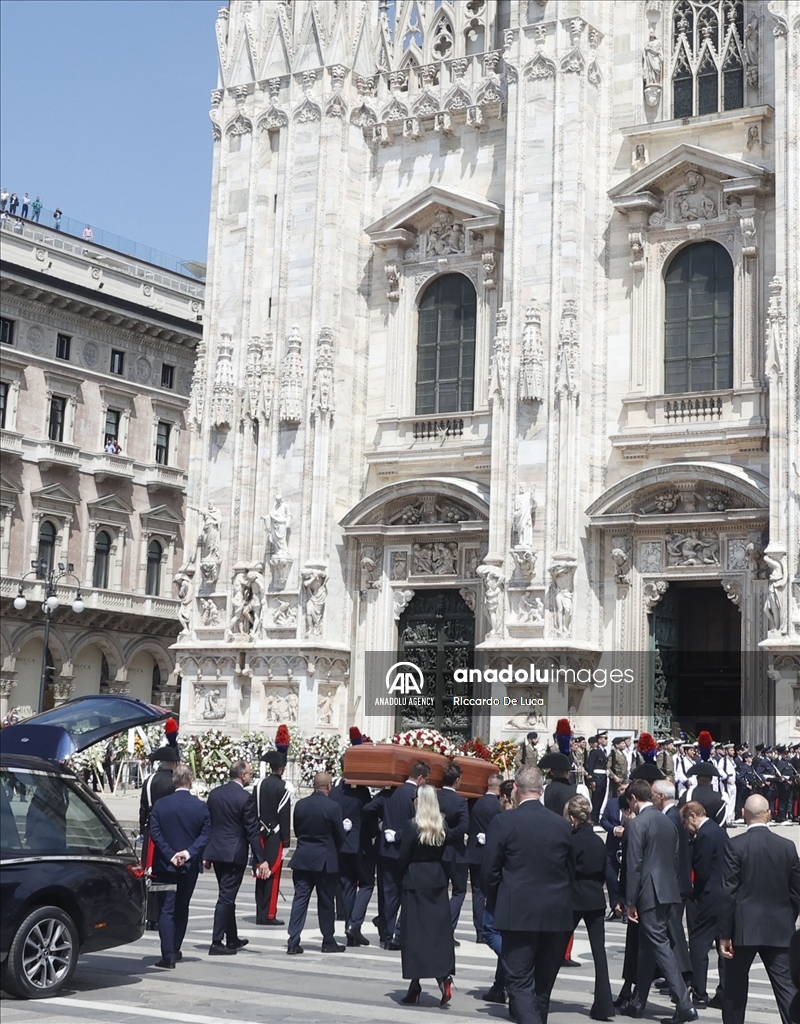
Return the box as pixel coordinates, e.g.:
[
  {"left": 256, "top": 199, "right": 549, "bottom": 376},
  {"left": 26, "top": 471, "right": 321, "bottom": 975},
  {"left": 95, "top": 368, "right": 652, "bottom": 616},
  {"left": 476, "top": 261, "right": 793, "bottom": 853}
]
[
  {"left": 140, "top": 745, "right": 178, "bottom": 930},
  {"left": 674, "top": 742, "right": 696, "bottom": 798},
  {"left": 656, "top": 738, "right": 676, "bottom": 788},
  {"left": 679, "top": 761, "right": 726, "bottom": 825},
  {"left": 540, "top": 752, "right": 578, "bottom": 817},
  {"left": 715, "top": 742, "right": 737, "bottom": 825},
  {"left": 754, "top": 745, "right": 778, "bottom": 809},
  {"left": 515, "top": 731, "right": 539, "bottom": 768},
  {"left": 254, "top": 750, "right": 291, "bottom": 926},
  {"left": 735, "top": 753, "right": 757, "bottom": 820},
  {"left": 773, "top": 746, "right": 795, "bottom": 823},
  {"left": 587, "top": 731, "right": 610, "bottom": 823},
  {"left": 608, "top": 736, "right": 629, "bottom": 798}
]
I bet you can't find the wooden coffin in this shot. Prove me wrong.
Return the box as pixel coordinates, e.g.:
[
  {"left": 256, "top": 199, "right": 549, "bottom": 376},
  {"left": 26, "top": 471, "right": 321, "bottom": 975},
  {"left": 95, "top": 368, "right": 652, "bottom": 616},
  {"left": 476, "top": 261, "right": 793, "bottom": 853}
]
[
  {"left": 451, "top": 755, "right": 498, "bottom": 799},
  {"left": 344, "top": 744, "right": 450, "bottom": 788}
]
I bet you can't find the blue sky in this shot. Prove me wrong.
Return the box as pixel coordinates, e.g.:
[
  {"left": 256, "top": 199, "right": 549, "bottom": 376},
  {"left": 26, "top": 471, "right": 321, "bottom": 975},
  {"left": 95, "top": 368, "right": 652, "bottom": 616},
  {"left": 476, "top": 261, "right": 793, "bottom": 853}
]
[{"left": 1, "top": 0, "right": 221, "bottom": 263}]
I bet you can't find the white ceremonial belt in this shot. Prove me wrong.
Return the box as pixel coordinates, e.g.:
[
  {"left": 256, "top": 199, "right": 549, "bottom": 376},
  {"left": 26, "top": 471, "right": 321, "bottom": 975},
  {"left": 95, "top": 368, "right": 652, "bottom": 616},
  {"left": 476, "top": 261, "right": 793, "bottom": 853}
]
[{"left": 592, "top": 770, "right": 608, "bottom": 775}]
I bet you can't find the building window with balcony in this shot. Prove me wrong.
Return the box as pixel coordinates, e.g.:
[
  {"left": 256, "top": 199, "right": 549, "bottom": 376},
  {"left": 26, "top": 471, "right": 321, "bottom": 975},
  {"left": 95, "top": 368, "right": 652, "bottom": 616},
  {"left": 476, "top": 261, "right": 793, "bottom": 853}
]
[
  {"left": 415, "top": 273, "right": 476, "bottom": 415},
  {"left": 0, "top": 317, "right": 14, "bottom": 346},
  {"left": 671, "top": 0, "right": 746, "bottom": 118},
  {"left": 155, "top": 421, "right": 171, "bottom": 465},
  {"left": 110, "top": 349, "right": 125, "bottom": 375},
  {"left": 37, "top": 521, "right": 57, "bottom": 576},
  {"left": 48, "top": 395, "right": 67, "bottom": 441},
  {"left": 664, "top": 241, "right": 733, "bottom": 394},
  {"left": 104, "top": 409, "right": 121, "bottom": 451},
  {"left": 0, "top": 381, "right": 7, "bottom": 429},
  {"left": 56, "top": 333, "right": 72, "bottom": 360},
  {"left": 146, "top": 539, "right": 163, "bottom": 596},
  {"left": 93, "top": 530, "right": 112, "bottom": 589},
  {"left": 161, "top": 364, "right": 175, "bottom": 389}
]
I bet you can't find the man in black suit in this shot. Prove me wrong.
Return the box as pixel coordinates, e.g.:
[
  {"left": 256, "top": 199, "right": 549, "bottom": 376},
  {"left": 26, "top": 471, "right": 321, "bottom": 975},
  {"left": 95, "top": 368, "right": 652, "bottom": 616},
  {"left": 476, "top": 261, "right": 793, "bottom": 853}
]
[
  {"left": 253, "top": 751, "right": 291, "bottom": 926},
  {"left": 203, "top": 760, "right": 267, "bottom": 956},
  {"left": 623, "top": 779, "right": 697, "bottom": 1023},
  {"left": 287, "top": 771, "right": 346, "bottom": 954},
  {"left": 587, "top": 731, "right": 610, "bottom": 823},
  {"left": 148, "top": 764, "right": 211, "bottom": 968},
  {"left": 330, "top": 767, "right": 374, "bottom": 946},
  {"left": 679, "top": 762, "right": 726, "bottom": 824},
  {"left": 679, "top": 801, "right": 729, "bottom": 1009},
  {"left": 364, "top": 759, "right": 430, "bottom": 949},
  {"left": 718, "top": 793, "right": 800, "bottom": 1024},
  {"left": 483, "top": 765, "right": 575, "bottom": 1024},
  {"left": 438, "top": 763, "right": 469, "bottom": 936},
  {"left": 466, "top": 773, "right": 502, "bottom": 941},
  {"left": 650, "top": 777, "right": 693, "bottom": 985}
]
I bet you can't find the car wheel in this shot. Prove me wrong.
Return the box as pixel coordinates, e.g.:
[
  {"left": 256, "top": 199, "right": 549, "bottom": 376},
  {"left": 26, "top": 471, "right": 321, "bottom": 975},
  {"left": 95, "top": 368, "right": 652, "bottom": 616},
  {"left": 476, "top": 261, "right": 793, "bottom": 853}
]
[{"left": 1, "top": 906, "right": 79, "bottom": 999}]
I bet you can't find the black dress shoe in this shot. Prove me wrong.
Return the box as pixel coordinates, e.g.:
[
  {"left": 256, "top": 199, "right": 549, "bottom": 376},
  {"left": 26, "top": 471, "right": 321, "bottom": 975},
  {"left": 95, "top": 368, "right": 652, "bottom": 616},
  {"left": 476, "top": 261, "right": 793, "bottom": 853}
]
[
  {"left": 660, "top": 1010, "right": 698, "bottom": 1024},
  {"left": 287, "top": 945, "right": 304, "bottom": 955},
  {"left": 384, "top": 940, "right": 402, "bottom": 950},
  {"left": 707, "top": 994, "right": 724, "bottom": 1010},
  {"left": 174, "top": 951, "right": 183, "bottom": 961},
  {"left": 453, "top": 938, "right": 461, "bottom": 947},
  {"left": 346, "top": 928, "right": 369, "bottom": 946},
  {"left": 321, "top": 941, "right": 345, "bottom": 953},
  {"left": 563, "top": 958, "right": 582, "bottom": 967},
  {"left": 613, "top": 989, "right": 633, "bottom": 1008},
  {"left": 692, "top": 995, "right": 708, "bottom": 1009},
  {"left": 227, "top": 938, "right": 249, "bottom": 950},
  {"left": 208, "top": 944, "right": 237, "bottom": 956},
  {"left": 259, "top": 918, "right": 285, "bottom": 926},
  {"left": 619, "top": 1003, "right": 645, "bottom": 1019},
  {"left": 482, "top": 986, "right": 506, "bottom": 1004},
  {"left": 589, "top": 1015, "right": 614, "bottom": 1023},
  {"left": 146, "top": 921, "right": 158, "bottom": 932},
  {"left": 154, "top": 957, "right": 176, "bottom": 969}
]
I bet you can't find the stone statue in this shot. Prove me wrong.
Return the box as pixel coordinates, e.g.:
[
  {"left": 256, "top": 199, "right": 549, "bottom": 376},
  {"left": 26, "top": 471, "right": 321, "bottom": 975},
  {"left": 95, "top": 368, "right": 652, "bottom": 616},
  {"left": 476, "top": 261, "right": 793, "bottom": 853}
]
[
  {"left": 666, "top": 531, "right": 719, "bottom": 566},
  {"left": 477, "top": 564, "right": 505, "bottom": 636},
  {"left": 271, "top": 599, "right": 297, "bottom": 627},
  {"left": 174, "top": 572, "right": 194, "bottom": 638},
  {"left": 227, "top": 569, "right": 253, "bottom": 638},
  {"left": 201, "top": 688, "right": 226, "bottom": 720},
  {"left": 317, "top": 689, "right": 335, "bottom": 726},
  {"left": 549, "top": 560, "right": 576, "bottom": 637},
  {"left": 518, "top": 591, "right": 544, "bottom": 624},
  {"left": 301, "top": 567, "right": 328, "bottom": 636},
  {"left": 197, "top": 501, "right": 222, "bottom": 561},
  {"left": 246, "top": 563, "right": 266, "bottom": 638},
  {"left": 393, "top": 588, "right": 415, "bottom": 620},
  {"left": 265, "top": 495, "right": 292, "bottom": 559},
  {"left": 610, "top": 547, "right": 630, "bottom": 584},
  {"left": 286, "top": 691, "right": 299, "bottom": 723},
  {"left": 428, "top": 210, "right": 465, "bottom": 255},
  {"left": 642, "top": 29, "right": 662, "bottom": 85},
  {"left": 512, "top": 484, "right": 536, "bottom": 549},
  {"left": 763, "top": 550, "right": 787, "bottom": 633},
  {"left": 199, "top": 598, "right": 221, "bottom": 626}
]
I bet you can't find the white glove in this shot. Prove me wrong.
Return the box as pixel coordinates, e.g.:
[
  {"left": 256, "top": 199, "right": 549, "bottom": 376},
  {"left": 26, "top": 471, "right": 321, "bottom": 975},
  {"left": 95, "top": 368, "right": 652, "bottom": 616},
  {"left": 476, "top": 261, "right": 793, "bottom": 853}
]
[
  {"left": 342, "top": 818, "right": 353, "bottom": 832},
  {"left": 477, "top": 833, "right": 486, "bottom": 846},
  {"left": 384, "top": 829, "right": 397, "bottom": 844}
]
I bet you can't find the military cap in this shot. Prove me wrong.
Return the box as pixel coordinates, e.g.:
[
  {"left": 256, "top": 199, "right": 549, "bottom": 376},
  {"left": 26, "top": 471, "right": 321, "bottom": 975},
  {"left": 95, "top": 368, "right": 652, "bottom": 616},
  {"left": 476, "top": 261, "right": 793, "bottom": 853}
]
[
  {"left": 538, "top": 751, "right": 572, "bottom": 773},
  {"left": 629, "top": 763, "right": 665, "bottom": 782},
  {"left": 687, "top": 761, "right": 719, "bottom": 778},
  {"left": 261, "top": 750, "right": 287, "bottom": 769},
  {"left": 148, "top": 745, "right": 179, "bottom": 763}
]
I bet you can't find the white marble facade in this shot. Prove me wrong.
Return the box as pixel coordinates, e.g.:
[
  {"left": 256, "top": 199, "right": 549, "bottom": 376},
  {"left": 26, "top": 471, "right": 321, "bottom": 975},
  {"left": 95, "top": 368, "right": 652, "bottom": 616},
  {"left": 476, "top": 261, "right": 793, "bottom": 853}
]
[{"left": 177, "top": 0, "right": 800, "bottom": 747}]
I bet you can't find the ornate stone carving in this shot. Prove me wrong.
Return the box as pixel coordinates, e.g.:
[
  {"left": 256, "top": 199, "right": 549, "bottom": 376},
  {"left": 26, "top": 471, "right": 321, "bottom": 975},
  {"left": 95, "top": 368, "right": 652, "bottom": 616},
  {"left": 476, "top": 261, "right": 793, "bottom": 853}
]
[
  {"left": 196, "top": 501, "right": 222, "bottom": 562},
  {"left": 628, "top": 228, "right": 645, "bottom": 270},
  {"left": 226, "top": 112, "right": 252, "bottom": 137},
  {"left": 511, "top": 547, "right": 536, "bottom": 580},
  {"left": 403, "top": 116, "right": 423, "bottom": 139},
  {"left": 427, "top": 209, "right": 465, "bottom": 255},
  {"left": 611, "top": 546, "right": 630, "bottom": 585},
  {"left": 360, "top": 545, "right": 384, "bottom": 588},
  {"left": 211, "top": 336, "right": 235, "bottom": 427},
  {"left": 264, "top": 495, "right": 292, "bottom": 560},
  {"left": 227, "top": 567, "right": 253, "bottom": 639},
  {"left": 477, "top": 563, "right": 505, "bottom": 636},
  {"left": 763, "top": 548, "right": 787, "bottom": 634},
  {"left": 174, "top": 571, "right": 195, "bottom": 639},
  {"left": 246, "top": 563, "right": 267, "bottom": 638},
  {"left": 642, "top": 29, "right": 662, "bottom": 107},
  {"left": 746, "top": 532, "right": 768, "bottom": 579},
  {"left": 519, "top": 302, "right": 544, "bottom": 403},
  {"left": 433, "top": 111, "right": 453, "bottom": 136},
  {"left": 387, "top": 496, "right": 472, "bottom": 526},
  {"left": 317, "top": 686, "right": 336, "bottom": 726},
  {"left": 744, "top": 9, "right": 759, "bottom": 86},
  {"left": 279, "top": 325, "right": 304, "bottom": 424},
  {"left": 412, "top": 542, "right": 458, "bottom": 575},
  {"left": 241, "top": 335, "right": 273, "bottom": 423},
  {"left": 459, "top": 587, "right": 477, "bottom": 613},
  {"left": 511, "top": 484, "right": 536, "bottom": 549},
  {"left": 666, "top": 531, "right": 720, "bottom": 566},
  {"left": 301, "top": 566, "right": 328, "bottom": 636},
  {"left": 264, "top": 688, "right": 298, "bottom": 724},
  {"left": 721, "top": 579, "right": 742, "bottom": 606},
  {"left": 390, "top": 551, "right": 408, "bottom": 580},
  {"left": 200, "top": 559, "right": 220, "bottom": 585},
  {"left": 271, "top": 599, "right": 297, "bottom": 628},
  {"left": 312, "top": 327, "right": 335, "bottom": 421},
  {"left": 393, "top": 588, "right": 415, "bottom": 620},
  {"left": 385, "top": 261, "right": 400, "bottom": 301},
  {"left": 643, "top": 579, "right": 669, "bottom": 612},
  {"left": 482, "top": 249, "right": 497, "bottom": 289},
  {"left": 488, "top": 306, "right": 510, "bottom": 402},
  {"left": 513, "top": 590, "right": 545, "bottom": 624},
  {"left": 554, "top": 300, "right": 580, "bottom": 398},
  {"left": 766, "top": 276, "right": 786, "bottom": 379},
  {"left": 674, "top": 171, "right": 717, "bottom": 222},
  {"left": 197, "top": 686, "right": 226, "bottom": 721},
  {"left": 199, "top": 597, "right": 222, "bottom": 627},
  {"left": 548, "top": 558, "right": 576, "bottom": 636},
  {"left": 188, "top": 341, "right": 207, "bottom": 429},
  {"left": 640, "top": 541, "right": 663, "bottom": 573},
  {"left": 726, "top": 538, "right": 749, "bottom": 572}
]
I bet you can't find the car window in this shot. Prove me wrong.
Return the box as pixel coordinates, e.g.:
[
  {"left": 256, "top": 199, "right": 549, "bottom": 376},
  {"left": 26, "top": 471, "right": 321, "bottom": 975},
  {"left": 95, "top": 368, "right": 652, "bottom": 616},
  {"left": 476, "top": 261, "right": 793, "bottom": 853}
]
[{"left": 0, "top": 769, "right": 123, "bottom": 857}]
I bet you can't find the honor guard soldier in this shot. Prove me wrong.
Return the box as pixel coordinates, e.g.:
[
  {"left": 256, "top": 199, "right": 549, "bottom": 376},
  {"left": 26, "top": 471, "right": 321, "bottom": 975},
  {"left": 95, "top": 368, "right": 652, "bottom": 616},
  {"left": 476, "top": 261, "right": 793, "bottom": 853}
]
[
  {"left": 587, "top": 731, "right": 610, "bottom": 822},
  {"left": 679, "top": 761, "right": 727, "bottom": 825},
  {"left": 609, "top": 736, "right": 629, "bottom": 798},
  {"left": 140, "top": 745, "right": 178, "bottom": 930},
  {"left": 540, "top": 751, "right": 578, "bottom": 817},
  {"left": 773, "top": 746, "right": 795, "bottom": 823},
  {"left": 254, "top": 750, "right": 291, "bottom": 926},
  {"left": 656, "top": 737, "right": 676, "bottom": 786}
]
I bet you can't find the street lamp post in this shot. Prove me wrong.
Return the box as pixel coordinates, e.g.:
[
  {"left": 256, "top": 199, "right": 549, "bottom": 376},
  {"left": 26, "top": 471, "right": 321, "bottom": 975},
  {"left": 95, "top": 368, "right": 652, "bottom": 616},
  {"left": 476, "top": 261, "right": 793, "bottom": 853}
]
[{"left": 13, "top": 559, "right": 87, "bottom": 712}]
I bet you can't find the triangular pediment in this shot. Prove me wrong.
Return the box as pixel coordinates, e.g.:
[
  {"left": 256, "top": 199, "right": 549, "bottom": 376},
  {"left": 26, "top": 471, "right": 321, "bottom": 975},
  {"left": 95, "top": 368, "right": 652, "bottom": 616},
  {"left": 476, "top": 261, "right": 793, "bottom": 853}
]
[
  {"left": 88, "top": 494, "right": 135, "bottom": 517},
  {"left": 0, "top": 470, "right": 23, "bottom": 509},
  {"left": 366, "top": 185, "right": 503, "bottom": 241},
  {"left": 30, "top": 483, "right": 80, "bottom": 507},
  {"left": 141, "top": 504, "right": 183, "bottom": 527},
  {"left": 609, "top": 144, "right": 771, "bottom": 205}
]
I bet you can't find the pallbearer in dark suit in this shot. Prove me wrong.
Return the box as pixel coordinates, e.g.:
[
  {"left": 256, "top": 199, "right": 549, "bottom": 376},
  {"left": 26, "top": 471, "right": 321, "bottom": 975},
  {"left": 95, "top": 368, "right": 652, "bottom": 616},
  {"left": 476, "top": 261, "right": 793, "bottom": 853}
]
[
  {"left": 718, "top": 794, "right": 800, "bottom": 1024},
  {"left": 330, "top": 768, "right": 374, "bottom": 946},
  {"left": 437, "top": 763, "right": 469, "bottom": 935},
  {"left": 395, "top": 784, "right": 455, "bottom": 1008},
  {"left": 203, "top": 760, "right": 267, "bottom": 956},
  {"left": 623, "top": 779, "right": 697, "bottom": 1023},
  {"left": 254, "top": 750, "right": 291, "bottom": 926},
  {"left": 679, "top": 801, "right": 728, "bottom": 1010},
  {"left": 287, "top": 771, "right": 346, "bottom": 954},
  {"left": 139, "top": 745, "right": 178, "bottom": 930},
  {"left": 148, "top": 764, "right": 211, "bottom": 968},
  {"left": 565, "top": 795, "right": 615, "bottom": 1022},
  {"left": 364, "top": 759, "right": 430, "bottom": 949},
  {"left": 466, "top": 773, "right": 502, "bottom": 941},
  {"left": 483, "top": 765, "right": 575, "bottom": 1024}
]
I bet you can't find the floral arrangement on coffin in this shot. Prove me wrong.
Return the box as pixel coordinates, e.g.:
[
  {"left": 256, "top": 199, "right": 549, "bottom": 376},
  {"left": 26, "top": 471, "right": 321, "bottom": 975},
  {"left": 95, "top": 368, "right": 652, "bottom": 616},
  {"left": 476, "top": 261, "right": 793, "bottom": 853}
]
[
  {"left": 458, "top": 737, "right": 493, "bottom": 761},
  {"left": 489, "top": 739, "right": 520, "bottom": 774},
  {"left": 391, "top": 728, "right": 458, "bottom": 758},
  {"left": 298, "top": 733, "right": 347, "bottom": 787}
]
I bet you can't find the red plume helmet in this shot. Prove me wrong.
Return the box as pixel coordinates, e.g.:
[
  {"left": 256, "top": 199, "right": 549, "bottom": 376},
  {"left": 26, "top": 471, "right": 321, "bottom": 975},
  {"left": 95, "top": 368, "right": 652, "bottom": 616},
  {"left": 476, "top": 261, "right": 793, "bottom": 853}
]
[
  {"left": 164, "top": 718, "right": 178, "bottom": 735},
  {"left": 697, "top": 730, "right": 713, "bottom": 761},
  {"left": 275, "top": 724, "right": 291, "bottom": 752},
  {"left": 556, "top": 718, "right": 572, "bottom": 756},
  {"left": 349, "top": 726, "right": 363, "bottom": 745},
  {"left": 637, "top": 731, "right": 657, "bottom": 762}
]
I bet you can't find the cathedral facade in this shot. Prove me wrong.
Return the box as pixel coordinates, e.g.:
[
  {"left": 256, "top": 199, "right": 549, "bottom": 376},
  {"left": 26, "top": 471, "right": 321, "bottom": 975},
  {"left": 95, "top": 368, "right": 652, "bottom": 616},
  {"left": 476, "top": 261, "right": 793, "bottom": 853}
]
[{"left": 177, "top": 0, "right": 800, "bottom": 748}]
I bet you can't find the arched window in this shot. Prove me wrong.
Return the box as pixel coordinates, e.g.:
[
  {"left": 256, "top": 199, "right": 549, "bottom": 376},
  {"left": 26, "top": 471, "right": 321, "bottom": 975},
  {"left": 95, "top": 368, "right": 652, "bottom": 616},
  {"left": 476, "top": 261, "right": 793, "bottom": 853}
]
[
  {"left": 415, "top": 274, "right": 476, "bottom": 416},
  {"left": 93, "top": 530, "right": 112, "bottom": 589},
  {"left": 146, "top": 540, "right": 163, "bottom": 596},
  {"left": 671, "top": 1, "right": 746, "bottom": 119},
  {"left": 664, "top": 241, "right": 733, "bottom": 394},
  {"left": 37, "top": 521, "right": 57, "bottom": 577}
]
